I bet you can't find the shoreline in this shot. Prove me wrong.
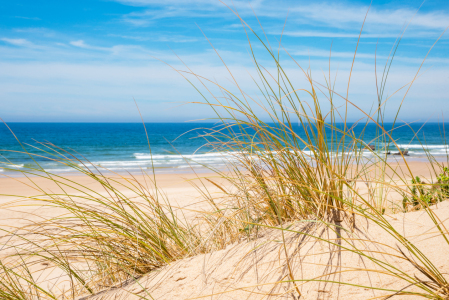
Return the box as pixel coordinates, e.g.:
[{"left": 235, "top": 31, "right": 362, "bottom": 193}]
[
  {"left": 0, "top": 160, "right": 443, "bottom": 213},
  {"left": 1, "top": 154, "right": 447, "bottom": 178}
]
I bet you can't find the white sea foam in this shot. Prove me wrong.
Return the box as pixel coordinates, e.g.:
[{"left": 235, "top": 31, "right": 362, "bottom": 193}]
[
  {"left": 133, "top": 152, "right": 241, "bottom": 160},
  {"left": 1, "top": 164, "right": 25, "bottom": 169},
  {"left": 6, "top": 145, "right": 448, "bottom": 176},
  {"left": 393, "top": 144, "right": 449, "bottom": 149}
]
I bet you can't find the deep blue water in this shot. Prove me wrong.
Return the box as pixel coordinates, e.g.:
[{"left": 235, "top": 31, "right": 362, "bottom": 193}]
[{"left": 0, "top": 122, "right": 448, "bottom": 175}]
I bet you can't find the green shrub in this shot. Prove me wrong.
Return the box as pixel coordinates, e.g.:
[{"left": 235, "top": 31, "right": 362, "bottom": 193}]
[{"left": 402, "top": 168, "right": 449, "bottom": 211}]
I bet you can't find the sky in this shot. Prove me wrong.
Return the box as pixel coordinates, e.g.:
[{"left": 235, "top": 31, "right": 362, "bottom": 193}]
[{"left": 0, "top": 0, "right": 448, "bottom": 122}]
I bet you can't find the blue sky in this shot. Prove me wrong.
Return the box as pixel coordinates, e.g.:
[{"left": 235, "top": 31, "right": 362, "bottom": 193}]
[{"left": 1, "top": 0, "right": 448, "bottom": 122}]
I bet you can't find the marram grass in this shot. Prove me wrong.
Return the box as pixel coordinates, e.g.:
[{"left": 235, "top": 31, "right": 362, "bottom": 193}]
[{"left": 1, "top": 6, "right": 449, "bottom": 300}]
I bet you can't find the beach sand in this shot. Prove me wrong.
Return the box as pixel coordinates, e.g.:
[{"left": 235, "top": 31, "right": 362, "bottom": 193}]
[
  {"left": 84, "top": 201, "right": 449, "bottom": 300},
  {"left": 0, "top": 160, "right": 441, "bottom": 227},
  {"left": 0, "top": 171, "right": 224, "bottom": 229},
  {"left": 0, "top": 160, "right": 448, "bottom": 299}
]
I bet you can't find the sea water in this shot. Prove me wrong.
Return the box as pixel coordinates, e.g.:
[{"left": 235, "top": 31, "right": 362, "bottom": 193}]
[{"left": 0, "top": 122, "right": 448, "bottom": 175}]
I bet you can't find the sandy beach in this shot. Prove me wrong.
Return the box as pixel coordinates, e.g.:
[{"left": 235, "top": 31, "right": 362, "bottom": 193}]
[
  {"left": 1, "top": 160, "right": 448, "bottom": 299},
  {"left": 0, "top": 160, "right": 442, "bottom": 227},
  {"left": 0, "top": 171, "right": 225, "bottom": 230}
]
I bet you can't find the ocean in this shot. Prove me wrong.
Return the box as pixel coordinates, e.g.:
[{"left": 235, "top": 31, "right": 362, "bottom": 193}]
[{"left": 0, "top": 122, "right": 448, "bottom": 175}]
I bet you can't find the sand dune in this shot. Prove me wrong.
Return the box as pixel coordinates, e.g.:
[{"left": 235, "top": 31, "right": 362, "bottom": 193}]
[
  {"left": 79, "top": 201, "right": 449, "bottom": 300},
  {"left": 1, "top": 161, "right": 448, "bottom": 299}
]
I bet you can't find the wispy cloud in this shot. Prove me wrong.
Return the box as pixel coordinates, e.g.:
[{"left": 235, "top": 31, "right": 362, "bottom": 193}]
[
  {"left": 1, "top": 58, "right": 448, "bottom": 122},
  {"left": 0, "top": 38, "right": 34, "bottom": 47},
  {"left": 117, "top": 0, "right": 263, "bottom": 26},
  {"left": 110, "top": 34, "right": 199, "bottom": 43},
  {"left": 289, "top": 47, "right": 449, "bottom": 65},
  {"left": 279, "top": 31, "right": 398, "bottom": 39},
  {"left": 115, "top": 0, "right": 449, "bottom": 37},
  {"left": 284, "top": 3, "right": 449, "bottom": 31},
  {"left": 1, "top": 0, "right": 448, "bottom": 121},
  {"left": 68, "top": 40, "right": 165, "bottom": 60},
  {"left": 14, "top": 27, "right": 56, "bottom": 37},
  {"left": 70, "top": 40, "right": 111, "bottom": 51},
  {"left": 121, "top": 8, "right": 214, "bottom": 26},
  {"left": 290, "top": 47, "right": 381, "bottom": 60}
]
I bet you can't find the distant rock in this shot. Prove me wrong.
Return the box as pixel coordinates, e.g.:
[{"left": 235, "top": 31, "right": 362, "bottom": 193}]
[
  {"left": 393, "top": 150, "right": 409, "bottom": 156},
  {"left": 366, "top": 144, "right": 375, "bottom": 150}
]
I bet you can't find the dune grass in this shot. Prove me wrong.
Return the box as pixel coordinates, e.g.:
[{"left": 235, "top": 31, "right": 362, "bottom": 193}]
[
  {"left": 0, "top": 144, "right": 217, "bottom": 297},
  {"left": 1, "top": 5, "right": 449, "bottom": 300},
  {"left": 0, "top": 256, "right": 58, "bottom": 300},
  {"left": 164, "top": 6, "right": 449, "bottom": 298}
]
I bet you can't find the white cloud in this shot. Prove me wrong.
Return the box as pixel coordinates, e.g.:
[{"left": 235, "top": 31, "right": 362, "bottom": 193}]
[
  {"left": 70, "top": 40, "right": 88, "bottom": 48},
  {"left": 279, "top": 31, "right": 399, "bottom": 39},
  {"left": 284, "top": 4, "right": 449, "bottom": 31},
  {"left": 69, "top": 40, "right": 146, "bottom": 54},
  {"left": 69, "top": 40, "right": 111, "bottom": 51},
  {"left": 0, "top": 59, "right": 448, "bottom": 122},
  {"left": 108, "top": 34, "right": 198, "bottom": 43},
  {"left": 0, "top": 38, "right": 34, "bottom": 47},
  {"left": 118, "top": 0, "right": 263, "bottom": 26},
  {"left": 291, "top": 48, "right": 381, "bottom": 60},
  {"left": 115, "top": 0, "right": 449, "bottom": 39},
  {"left": 1, "top": 0, "right": 448, "bottom": 121},
  {"left": 14, "top": 27, "right": 57, "bottom": 38},
  {"left": 289, "top": 47, "right": 449, "bottom": 66}
]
